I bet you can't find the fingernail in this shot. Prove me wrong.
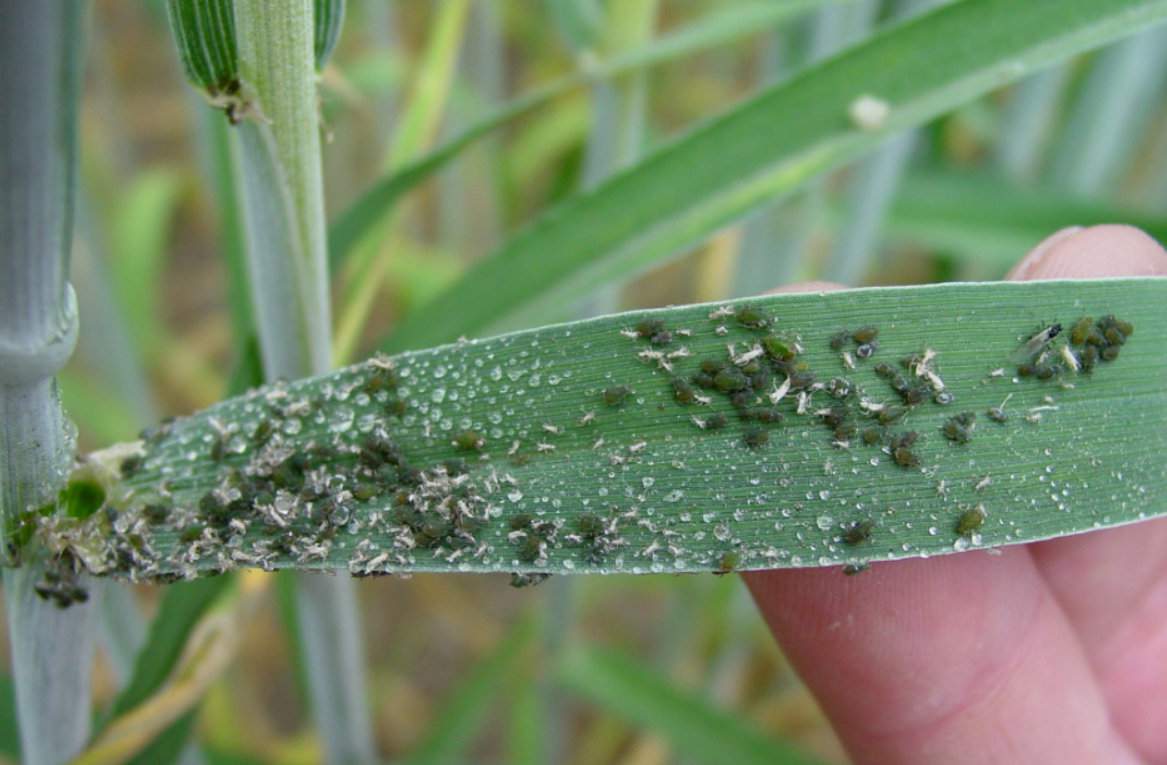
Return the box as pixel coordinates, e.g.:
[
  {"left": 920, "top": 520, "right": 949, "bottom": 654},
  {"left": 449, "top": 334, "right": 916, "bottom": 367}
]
[{"left": 1008, "top": 226, "right": 1083, "bottom": 281}]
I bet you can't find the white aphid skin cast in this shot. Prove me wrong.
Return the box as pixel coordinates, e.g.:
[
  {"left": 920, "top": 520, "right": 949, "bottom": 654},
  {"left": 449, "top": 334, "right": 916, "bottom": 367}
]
[{"left": 848, "top": 94, "right": 890, "bottom": 131}]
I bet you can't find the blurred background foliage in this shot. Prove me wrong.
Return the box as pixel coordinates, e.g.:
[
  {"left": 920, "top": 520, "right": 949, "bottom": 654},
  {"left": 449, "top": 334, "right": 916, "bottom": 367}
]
[{"left": 2, "top": 1, "right": 1166, "bottom": 763}]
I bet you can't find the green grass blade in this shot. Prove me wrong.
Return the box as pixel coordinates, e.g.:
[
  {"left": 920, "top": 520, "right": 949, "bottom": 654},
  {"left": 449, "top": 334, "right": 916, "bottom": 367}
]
[
  {"left": 52, "top": 278, "right": 1167, "bottom": 580},
  {"left": 403, "top": 614, "right": 536, "bottom": 765},
  {"left": 381, "top": 0, "right": 1167, "bottom": 351},
  {"left": 110, "top": 577, "right": 234, "bottom": 717},
  {"left": 326, "top": 0, "right": 835, "bottom": 269},
  {"left": 557, "top": 644, "right": 820, "bottom": 765},
  {"left": 879, "top": 169, "right": 1167, "bottom": 270}
]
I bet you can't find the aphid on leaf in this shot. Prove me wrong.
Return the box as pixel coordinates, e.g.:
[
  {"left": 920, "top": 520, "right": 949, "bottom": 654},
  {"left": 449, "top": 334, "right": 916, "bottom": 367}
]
[
  {"left": 672, "top": 377, "right": 697, "bottom": 405},
  {"left": 955, "top": 504, "right": 986, "bottom": 536},
  {"left": 861, "top": 427, "right": 883, "bottom": 446},
  {"left": 942, "top": 412, "right": 976, "bottom": 443},
  {"left": 829, "top": 330, "right": 850, "bottom": 351},
  {"left": 734, "top": 304, "right": 770, "bottom": 329},
  {"left": 602, "top": 385, "right": 632, "bottom": 407},
  {"left": 715, "top": 551, "right": 740, "bottom": 574},
  {"left": 763, "top": 334, "right": 797, "bottom": 361},
  {"left": 510, "top": 572, "right": 552, "bottom": 588},
  {"left": 842, "top": 563, "right": 869, "bottom": 576},
  {"left": 852, "top": 326, "right": 879, "bottom": 344},
  {"left": 705, "top": 413, "right": 728, "bottom": 430},
  {"left": 855, "top": 342, "right": 878, "bottom": 359},
  {"left": 841, "top": 519, "right": 874, "bottom": 546},
  {"left": 453, "top": 429, "right": 485, "bottom": 451},
  {"left": 743, "top": 426, "right": 769, "bottom": 449},
  {"left": 1069, "top": 316, "right": 1093, "bottom": 346},
  {"left": 634, "top": 319, "right": 666, "bottom": 339},
  {"left": 120, "top": 454, "right": 143, "bottom": 478},
  {"left": 714, "top": 368, "right": 749, "bottom": 393}
]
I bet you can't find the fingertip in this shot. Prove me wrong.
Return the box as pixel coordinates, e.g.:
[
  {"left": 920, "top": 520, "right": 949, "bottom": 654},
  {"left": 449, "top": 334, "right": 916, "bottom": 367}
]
[{"left": 1009, "top": 224, "right": 1167, "bottom": 281}]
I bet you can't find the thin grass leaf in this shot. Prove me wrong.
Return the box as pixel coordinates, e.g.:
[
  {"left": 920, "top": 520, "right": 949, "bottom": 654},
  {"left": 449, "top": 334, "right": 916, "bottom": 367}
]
[
  {"left": 403, "top": 615, "right": 536, "bottom": 765},
  {"left": 379, "top": 0, "right": 1167, "bottom": 351},
  {"left": 880, "top": 169, "right": 1167, "bottom": 269},
  {"left": 43, "top": 278, "right": 1167, "bottom": 581},
  {"left": 557, "top": 644, "right": 819, "bottom": 765},
  {"left": 326, "top": 0, "right": 836, "bottom": 269},
  {"left": 110, "top": 577, "right": 234, "bottom": 718}
]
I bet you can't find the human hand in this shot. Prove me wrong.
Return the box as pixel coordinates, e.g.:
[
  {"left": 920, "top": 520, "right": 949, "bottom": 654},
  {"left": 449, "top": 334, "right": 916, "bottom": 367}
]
[{"left": 744, "top": 225, "right": 1167, "bottom": 764}]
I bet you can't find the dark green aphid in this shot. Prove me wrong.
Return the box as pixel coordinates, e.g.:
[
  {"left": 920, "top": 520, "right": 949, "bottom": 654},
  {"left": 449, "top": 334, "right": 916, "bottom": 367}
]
[
  {"left": 510, "top": 573, "right": 551, "bottom": 588},
  {"left": 902, "top": 385, "right": 928, "bottom": 405},
  {"left": 353, "top": 484, "right": 379, "bottom": 502},
  {"left": 1070, "top": 316, "right": 1094, "bottom": 346},
  {"left": 749, "top": 407, "right": 784, "bottom": 424},
  {"left": 893, "top": 447, "right": 919, "bottom": 468},
  {"left": 602, "top": 385, "right": 632, "bottom": 407},
  {"left": 1034, "top": 363, "right": 1057, "bottom": 380},
  {"left": 1017, "top": 362, "right": 1035, "bottom": 377},
  {"left": 1084, "top": 326, "right": 1107, "bottom": 346},
  {"left": 715, "top": 551, "right": 740, "bottom": 574},
  {"left": 873, "top": 362, "right": 897, "bottom": 379},
  {"left": 209, "top": 433, "right": 227, "bottom": 462},
  {"left": 453, "top": 429, "right": 485, "bottom": 451},
  {"left": 861, "top": 427, "right": 883, "bottom": 446},
  {"left": 1100, "top": 345, "right": 1120, "bottom": 362},
  {"left": 819, "top": 407, "right": 847, "bottom": 429},
  {"left": 252, "top": 419, "right": 275, "bottom": 446},
  {"left": 955, "top": 505, "right": 986, "bottom": 536},
  {"left": 890, "top": 431, "right": 918, "bottom": 449},
  {"left": 852, "top": 326, "right": 879, "bottom": 344},
  {"left": 515, "top": 533, "right": 543, "bottom": 564},
  {"left": 577, "top": 513, "right": 604, "bottom": 537},
  {"left": 762, "top": 335, "right": 797, "bottom": 361},
  {"left": 1103, "top": 327, "right": 1126, "bottom": 346},
  {"left": 834, "top": 422, "right": 857, "bottom": 441},
  {"left": 842, "top": 563, "right": 869, "bottom": 576},
  {"left": 509, "top": 513, "right": 534, "bottom": 531},
  {"left": 180, "top": 525, "right": 204, "bottom": 544},
  {"left": 787, "top": 371, "right": 815, "bottom": 390},
  {"left": 635, "top": 319, "right": 667, "bottom": 339},
  {"left": 705, "top": 413, "right": 728, "bottom": 430},
  {"left": 743, "top": 427, "right": 769, "bottom": 449},
  {"left": 713, "top": 368, "right": 749, "bottom": 393},
  {"left": 729, "top": 391, "right": 754, "bottom": 410},
  {"left": 1080, "top": 344, "right": 1099, "bottom": 372},
  {"left": 385, "top": 398, "right": 407, "bottom": 417},
  {"left": 942, "top": 412, "right": 976, "bottom": 444},
  {"left": 828, "top": 330, "right": 850, "bottom": 351},
  {"left": 120, "top": 455, "right": 144, "bottom": 479},
  {"left": 877, "top": 406, "right": 905, "bottom": 425},
  {"left": 143, "top": 504, "right": 170, "bottom": 525},
  {"left": 692, "top": 372, "right": 716, "bottom": 390},
  {"left": 841, "top": 520, "right": 874, "bottom": 546},
  {"left": 734, "top": 304, "right": 770, "bottom": 329},
  {"left": 1112, "top": 317, "right": 1134, "bottom": 336},
  {"left": 699, "top": 359, "right": 723, "bottom": 374}
]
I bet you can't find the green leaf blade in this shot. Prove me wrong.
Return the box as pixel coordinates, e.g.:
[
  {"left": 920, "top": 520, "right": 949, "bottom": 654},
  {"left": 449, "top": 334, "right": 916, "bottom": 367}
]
[
  {"left": 381, "top": 0, "right": 1167, "bottom": 351},
  {"left": 558, "top": 644, "right": 820, "bottom": 765},
  {"left": 54, "top": 279, "right": 1167, "bottom": 580}
]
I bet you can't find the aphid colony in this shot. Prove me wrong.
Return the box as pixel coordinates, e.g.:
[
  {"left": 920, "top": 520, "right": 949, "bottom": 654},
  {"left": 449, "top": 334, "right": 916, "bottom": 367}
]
[{"left": 1016, "top": 315, "right": 1133, "bottom": 379}]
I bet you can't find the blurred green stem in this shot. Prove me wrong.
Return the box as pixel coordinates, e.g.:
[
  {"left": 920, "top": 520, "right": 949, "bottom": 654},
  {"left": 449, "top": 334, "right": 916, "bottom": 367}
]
[
  {"left": 1049, "top": 25, "right": 1167, "bottom": 196},
  {"left": 579, "top": 0, "right": 657, "bottom": 316},
  {"left": 994, "top": 66, "right": 1069, "bottom": 182},
  {"left": 0, "top": 3, "right": 95, "bottom": 764},
  {"left": 233, "top": 2, "right": 376, "bottom": 763}
]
